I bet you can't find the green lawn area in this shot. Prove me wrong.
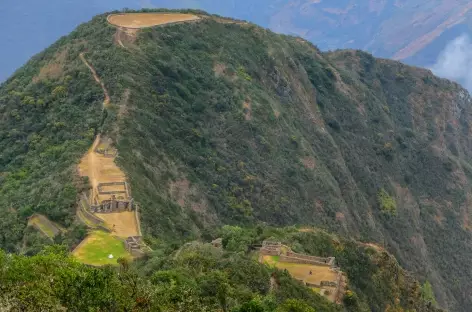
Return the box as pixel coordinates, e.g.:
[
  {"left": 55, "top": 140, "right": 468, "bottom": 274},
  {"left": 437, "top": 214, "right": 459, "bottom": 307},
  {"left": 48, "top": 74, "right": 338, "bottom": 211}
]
[
  {"left": 28, "top": 214, "right": 62, "bottom": 238},
  {"left": 261, "top": 255, "right": 280, "bottom": 266},
  {"left": 72, "top": 231, "right": 131, "bottom": 266}
]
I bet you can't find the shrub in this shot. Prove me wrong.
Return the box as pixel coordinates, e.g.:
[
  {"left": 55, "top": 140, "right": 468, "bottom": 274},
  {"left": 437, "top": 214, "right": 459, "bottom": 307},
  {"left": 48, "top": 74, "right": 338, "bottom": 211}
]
[{"left": 377, "top": 189, "right": 397, "bottom": 216}]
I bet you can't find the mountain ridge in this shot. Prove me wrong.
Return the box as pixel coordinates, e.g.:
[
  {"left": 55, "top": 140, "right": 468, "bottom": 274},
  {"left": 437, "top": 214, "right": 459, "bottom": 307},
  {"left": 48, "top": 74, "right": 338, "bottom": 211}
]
[{"left": 1, "top": 9, "right": 472, "bottom": 311}]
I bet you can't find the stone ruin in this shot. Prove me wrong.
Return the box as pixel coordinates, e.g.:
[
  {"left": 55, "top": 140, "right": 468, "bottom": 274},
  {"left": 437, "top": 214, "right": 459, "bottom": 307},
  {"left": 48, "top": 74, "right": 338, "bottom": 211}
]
[
  {"left": 90, "top": 182, "right": 135, "bottom": 213},
  {"left": 94, "top": 137, "right": 118, "bottom": 158},
  {"left": 259, "top": 240, "right": 346, "bottom": 304},
  {"left": 211, "top": 238, "right": 223, "bottom": 248},
  {"left": 125, "top": 236, "right": 147, "bottom": 257},
  {"left": 260, "top": 240, "right": 282, "bottom": 256}
]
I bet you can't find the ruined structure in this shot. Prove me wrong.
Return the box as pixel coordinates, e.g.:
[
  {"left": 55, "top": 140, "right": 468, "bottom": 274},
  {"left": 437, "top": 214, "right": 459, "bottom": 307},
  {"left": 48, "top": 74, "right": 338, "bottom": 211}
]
[
  {"left": 259, "top": 240, "right": 346, "bottom": 304},
  {"left": 211, "top": 238, "right": 223, "bottom": 248},
  {"left": 78, "top": 135, "right": 148, "bottom": 257},
  {"left": 125, "top": 236, "right": 147, "bottom": 257},
  {"left": 89, "top": 182, "right": 134, "bottom": 213},
  {"left": 94, "top": 136, "right": 118, "bottom": 157}
]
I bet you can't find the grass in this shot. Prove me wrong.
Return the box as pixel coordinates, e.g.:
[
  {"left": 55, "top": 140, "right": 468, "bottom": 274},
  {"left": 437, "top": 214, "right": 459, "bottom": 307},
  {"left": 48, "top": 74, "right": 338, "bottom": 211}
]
[
  {"left": 261, "top": 254, "right": 337, "bottom": 285},
  {"left": 72, "top": 231, "right": 131, "bottom": 266},
  {"left": 28, "top": 214, "right": 62, "bottom": 238}
]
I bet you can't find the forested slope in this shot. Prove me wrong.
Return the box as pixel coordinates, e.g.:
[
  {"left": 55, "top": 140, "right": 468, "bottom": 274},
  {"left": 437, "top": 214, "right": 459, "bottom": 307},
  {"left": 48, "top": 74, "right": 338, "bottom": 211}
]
[
  {"left": 0, "top": 226, "right": 442, "bottom": 312},
  {"left": 1, "top": 9, "right": 472, "bottom": 311}
]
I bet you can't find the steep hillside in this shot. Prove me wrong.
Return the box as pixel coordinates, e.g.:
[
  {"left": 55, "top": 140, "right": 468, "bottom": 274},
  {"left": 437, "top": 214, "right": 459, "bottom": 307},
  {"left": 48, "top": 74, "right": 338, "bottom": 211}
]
[
  {"left": 1, "top": 9, "right": 472, "bottom": 311},
  {"left": 0, "top": 226, "right": 442, "bottom": 311}
]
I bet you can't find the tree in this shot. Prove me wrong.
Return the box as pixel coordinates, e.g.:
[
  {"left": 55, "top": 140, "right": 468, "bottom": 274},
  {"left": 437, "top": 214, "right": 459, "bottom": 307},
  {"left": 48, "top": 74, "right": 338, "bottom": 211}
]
[
  {"left": 421, "top": 281, "right": 437, "bottom": 306},
  {"left": 275, "top": 299, "right": 316, "bottom": 312}
]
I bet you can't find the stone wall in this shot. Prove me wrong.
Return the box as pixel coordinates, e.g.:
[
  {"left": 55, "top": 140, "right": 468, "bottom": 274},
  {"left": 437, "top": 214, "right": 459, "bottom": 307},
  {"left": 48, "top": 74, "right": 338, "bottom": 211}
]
[
  {"left": 262, "top": 241, "right": 281, "bottom": 247},
  {"left": 260, "top": 248, "right": 280, "bottom": 256},
  {"left": 279, "top": 255, "right": 331, "bottom": 266},
  {"left": 286, "top": 251, "right": 334, "bottom": 265},
  {"left": 134, "top": 203, "right": 142, "bottom": 236},
  {"left": 78, "top": 194, "right": 110, "bottom": 231},
  {"left": 125, "top": 236, "right": 146, "bottom": 258},
  {"left": 321, "top": 281, "right": 338, "bottom": 287},
  {"left": 92, "top": 199, "right": 131, "bottom": 213},
  {"left": 97, "top": 182, "right": 128, "bottom": 195}
]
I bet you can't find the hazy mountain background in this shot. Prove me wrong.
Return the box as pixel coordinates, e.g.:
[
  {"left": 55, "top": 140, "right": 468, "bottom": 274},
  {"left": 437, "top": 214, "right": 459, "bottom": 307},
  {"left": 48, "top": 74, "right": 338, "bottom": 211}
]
[{"left": 2, "top": 0, "right": 472, "bottom": 87}]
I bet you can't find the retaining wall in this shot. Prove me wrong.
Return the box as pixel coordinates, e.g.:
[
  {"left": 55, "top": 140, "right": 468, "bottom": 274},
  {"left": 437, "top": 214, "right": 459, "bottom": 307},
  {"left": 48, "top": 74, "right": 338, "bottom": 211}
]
[
  {"left": 321, "top": 281, "right": 338, "bottom": 287},
  {"left": 260, "top": 248, "right": 280, "bottom": 256},
  {"left": 97, "top": 182, "right": 128, "bottom": 195},
  {"left": 279, "top": 255, "right": 332, "bottom": 266},
  {"left": 306, "top": 282, "right": 321, "bottom": 288},
  {"left": 134, "top": 204, "right": 142, "bottom": 236},
  {"left": 78, "top": 194, "right": 110, "bottom": 232},
  {"left": 286, "top": 251, "right": 332, "bottom": 264}
]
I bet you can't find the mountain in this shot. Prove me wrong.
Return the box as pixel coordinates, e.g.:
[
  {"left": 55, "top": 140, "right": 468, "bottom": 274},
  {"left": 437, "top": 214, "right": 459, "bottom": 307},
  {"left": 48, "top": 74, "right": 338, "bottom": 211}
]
[
  {"left": 3, "top": 1, "right": 472, "bottom": 84},
  {"left": 1, "top": 8, "right": 472, "bottom": 311}
]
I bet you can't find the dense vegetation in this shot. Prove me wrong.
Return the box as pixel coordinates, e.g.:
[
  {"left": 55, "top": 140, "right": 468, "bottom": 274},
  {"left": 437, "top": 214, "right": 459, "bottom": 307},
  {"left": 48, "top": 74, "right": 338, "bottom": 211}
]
[
  {"left": 1, "top": 8, "right": 472, "bottom": 311},
  {"left": 0, "top": 226, "right": 441, "bottom": 312}
]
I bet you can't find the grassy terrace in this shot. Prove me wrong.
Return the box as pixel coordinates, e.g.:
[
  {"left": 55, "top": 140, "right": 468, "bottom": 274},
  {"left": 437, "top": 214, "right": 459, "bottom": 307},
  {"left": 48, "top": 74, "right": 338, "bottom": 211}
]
[{"left": 72, "top": 231, "right": 131, "bottom": 266}]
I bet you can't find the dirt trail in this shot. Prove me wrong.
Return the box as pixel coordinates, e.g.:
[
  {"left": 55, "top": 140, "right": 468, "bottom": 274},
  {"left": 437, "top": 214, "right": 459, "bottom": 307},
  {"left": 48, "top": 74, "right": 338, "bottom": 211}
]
[
  {"left": 79, "top": 53, "right": 110, "bottom": 108},
  {"left": 78, "top": 136, "right": 139, "bottom": 237},
  {"left": 78, "top": 135, "right": 127, "bottom": 204},
  {"left": 95, "top": 211, "right": 138, "bottom": 238}
]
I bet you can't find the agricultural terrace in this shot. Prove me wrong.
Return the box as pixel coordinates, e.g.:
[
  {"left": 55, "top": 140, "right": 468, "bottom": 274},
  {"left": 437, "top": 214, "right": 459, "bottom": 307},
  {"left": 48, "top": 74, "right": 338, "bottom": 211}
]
[
  {"left": 78, "top": 136, "right": 128, "bottom": 204},
  {"left": 28, "top": 214, "right": 63, "bottom": 239},
  {"left": 72, "top": 231, "right": 131, "bottom": 266},
  {"left": 95, "top": 211, "right": 139, "bottom": 238},
  {"left": 107, "top": 13, "right": 200, "bottom": 29},
  {"left": 263, "top": 255, "right": 338, "bottom": 286}
]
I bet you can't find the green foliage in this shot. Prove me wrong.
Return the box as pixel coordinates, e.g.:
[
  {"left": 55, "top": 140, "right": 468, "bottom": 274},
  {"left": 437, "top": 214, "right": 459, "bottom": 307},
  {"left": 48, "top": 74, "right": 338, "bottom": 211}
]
[
  {"left": 377, "top": 188, "right": 397, "bottom": 215},
  {"left": 0, "top": 8, "right": 470, "bottom": 311},
  {"left": 237, "top": 66, "right": 252, "bottom": 81},
  {"left": 275, "top": 299, "right": 316, "bottom": 312},
  {"left": 421, "top": 281, "right": 437, "bottom": 306},
  {"left": 343, "top": 290, "right": 359, "bottom": 307},
  {"left": 221, "top": 225, "right": 254, "bottom": 252}
]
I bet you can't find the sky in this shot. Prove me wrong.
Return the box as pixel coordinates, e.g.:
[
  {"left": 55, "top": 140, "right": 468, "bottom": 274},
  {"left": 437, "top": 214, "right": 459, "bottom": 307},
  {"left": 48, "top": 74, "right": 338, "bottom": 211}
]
[
  {"left": 1, "top": 0, "right": 471, "bottom": 94},
  {"left": 431, "top": 34, "right": 472, "bottom": 92}
]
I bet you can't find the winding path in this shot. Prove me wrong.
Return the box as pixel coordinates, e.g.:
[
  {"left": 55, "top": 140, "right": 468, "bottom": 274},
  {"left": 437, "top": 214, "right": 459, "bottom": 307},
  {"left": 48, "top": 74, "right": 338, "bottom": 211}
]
[{"left": 79, "top": 53, "right": 110, "bottom": 108}]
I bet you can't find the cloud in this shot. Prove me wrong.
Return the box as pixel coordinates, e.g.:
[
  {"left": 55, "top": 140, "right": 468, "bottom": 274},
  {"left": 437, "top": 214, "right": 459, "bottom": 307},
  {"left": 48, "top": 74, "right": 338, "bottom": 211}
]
[{"left": 431, "top": 34, "right": 472, "bottom": 92}]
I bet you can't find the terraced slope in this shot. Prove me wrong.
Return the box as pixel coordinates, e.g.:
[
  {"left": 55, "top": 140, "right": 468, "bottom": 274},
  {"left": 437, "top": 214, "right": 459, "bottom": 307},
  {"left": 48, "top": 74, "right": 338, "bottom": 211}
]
[{"left": 0, "top": 9, "right": 471, "bottom": 311}]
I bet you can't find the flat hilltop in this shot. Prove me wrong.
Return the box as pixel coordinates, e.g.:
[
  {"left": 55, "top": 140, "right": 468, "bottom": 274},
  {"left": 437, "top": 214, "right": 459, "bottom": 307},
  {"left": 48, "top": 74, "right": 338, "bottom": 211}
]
[{"left": 107, "top": 13, "right": 200, "bottom": 29}]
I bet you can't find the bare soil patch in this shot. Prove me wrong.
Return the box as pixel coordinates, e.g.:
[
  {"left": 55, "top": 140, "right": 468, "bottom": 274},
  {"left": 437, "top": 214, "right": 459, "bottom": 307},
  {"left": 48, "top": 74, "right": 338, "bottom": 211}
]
[
  {"left": 243, "top": 100, "right": 252, "bottom": 121},
  {"left": 108, "top": 13, "right": 200, "bottom": 29},
  {"left": 95, "top": 211, "right": 139, "bottom": 238},
  {"left": 78, "top": 136, "right": 127, "bottom": 204},
  {"left": 262, "top": 255, "right": 337, "bottom": 285},
  {"left": 33, "top": 49, "right": 68, "bottom": 83},
  {"left": 301, "top": 156, "right": 316, "bottom": 169}
]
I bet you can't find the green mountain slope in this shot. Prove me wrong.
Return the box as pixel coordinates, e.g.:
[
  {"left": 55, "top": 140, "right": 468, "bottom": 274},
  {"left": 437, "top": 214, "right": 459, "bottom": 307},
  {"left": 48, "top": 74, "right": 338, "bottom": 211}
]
[
  {"left": 0, "top": 227, "right": 442, "bottom": 312},
  {"left": 1, "top": 9, "right": 472, "bottom": 311}
]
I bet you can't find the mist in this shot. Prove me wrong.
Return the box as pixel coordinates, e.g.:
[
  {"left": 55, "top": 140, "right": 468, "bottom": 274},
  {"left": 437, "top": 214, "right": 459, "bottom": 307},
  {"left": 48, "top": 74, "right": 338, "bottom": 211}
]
[{"left": 431, "top": 34, "right": 472, "bottom": 92}]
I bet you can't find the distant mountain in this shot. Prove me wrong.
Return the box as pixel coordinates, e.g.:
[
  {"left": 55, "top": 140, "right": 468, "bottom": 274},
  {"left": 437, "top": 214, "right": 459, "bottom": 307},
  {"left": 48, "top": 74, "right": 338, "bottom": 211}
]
[
  {"left": 2, "top": 1, "right": 472, "bottom": 83},
  {"left": 2, "top": 8, "right": 472, "bottom": 311}
]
